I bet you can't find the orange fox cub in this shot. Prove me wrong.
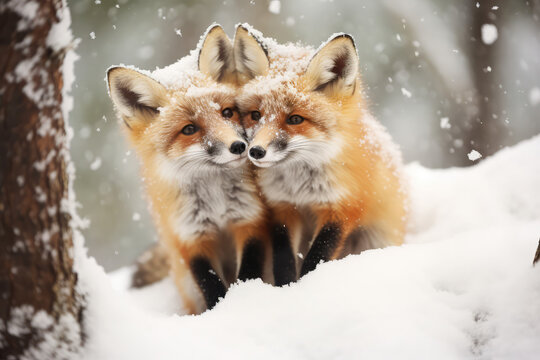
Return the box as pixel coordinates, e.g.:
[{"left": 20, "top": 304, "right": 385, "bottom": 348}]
[
  {"left": 107, "top": 26, "right": 271, "bottom": 314},
  {"left": 235, "top": 26, "right": 408, "bottom": 284}
]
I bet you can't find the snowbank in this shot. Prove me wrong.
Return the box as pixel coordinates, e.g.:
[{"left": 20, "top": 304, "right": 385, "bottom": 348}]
[{"left": 79, "top": 136, "right": 540, "bottom": 360}]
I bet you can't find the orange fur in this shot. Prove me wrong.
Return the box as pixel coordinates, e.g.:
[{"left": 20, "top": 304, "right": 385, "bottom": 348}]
[
  {"left": 236, "top": 30, "right": 408, "bottom": 279},
  {"left": 114, "top": 77, "right": 273, "bottom": 313},
  {"left": 107, "top": 25, "right": 274, "bottom": 314}
]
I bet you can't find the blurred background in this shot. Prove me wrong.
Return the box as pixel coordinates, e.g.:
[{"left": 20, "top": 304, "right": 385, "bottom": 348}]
[{"left": 69, "top": 0, "right": 540, "bottom": 271}]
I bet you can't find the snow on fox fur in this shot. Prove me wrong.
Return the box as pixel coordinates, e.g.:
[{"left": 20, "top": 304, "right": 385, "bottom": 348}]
[
  {"left": 107, "top": 26, "right": 271, "bottom": 314},
  {"left": 106, "top": 22, "right": 408, "bottom": 314},
  {"left": 234, "top": 24, "right": 407, "bottom": 285}
]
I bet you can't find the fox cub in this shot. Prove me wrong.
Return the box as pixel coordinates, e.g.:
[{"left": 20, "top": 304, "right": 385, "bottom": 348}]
[
  {"left": 235, "top": 26, "right": 408, "bottom": 284},
  {"left": 107, "top": 25, "right": 271, "bottom": 314}
]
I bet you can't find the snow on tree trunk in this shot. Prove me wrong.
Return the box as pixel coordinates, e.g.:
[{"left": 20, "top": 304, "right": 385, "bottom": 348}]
[{"left": 0, "top": 1, "right": 84, "bottom": 359}]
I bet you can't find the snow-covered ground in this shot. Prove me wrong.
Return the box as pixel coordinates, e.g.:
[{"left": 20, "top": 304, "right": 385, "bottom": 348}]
[{"left": 77, "top": 136, "right": 540, "bottom": 360}]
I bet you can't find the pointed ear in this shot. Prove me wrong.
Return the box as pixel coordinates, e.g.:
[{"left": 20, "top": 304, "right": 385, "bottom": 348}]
[
  {"left": 198, "top": 24, "right": 235, "bottom": 83},
  {"left": 233, "top": 24, "right": 269, "bottom": 83},
  {"left": 107, "top": 67, "right": 167, "bottom": 126},
  {"left": 303, "top": 34, "right": 359, "bottom": 97}
]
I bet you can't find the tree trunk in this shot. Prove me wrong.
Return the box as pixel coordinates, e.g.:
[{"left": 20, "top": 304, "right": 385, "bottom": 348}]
[
  {"left": 531, "top": 0, "right": 540, "bottom": 23},
  {"left": 467, "top": 0, "right": 504, "bottom": 160},
  {"left": 0, "top": 1, "right": 84, "bottom": 359}
]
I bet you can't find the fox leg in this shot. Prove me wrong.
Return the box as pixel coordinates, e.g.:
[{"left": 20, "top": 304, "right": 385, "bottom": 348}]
[
  {"left": 171, "top": 236, "right": 227, "bottom": 313},
  {"left": 269, "top": 204, "right": 303, "bottom": 286},
  {"left": 299, "top": 209, "right": 357, "bottom": 277},
  {"left": 238, "top": 239, "right": 266, "bottom": 282},
  {"left": 169, "top": 257, "right": 203, "bottom": 314},
  {"left": 230, "top": 220, "right": 272, "bottom": 283}
]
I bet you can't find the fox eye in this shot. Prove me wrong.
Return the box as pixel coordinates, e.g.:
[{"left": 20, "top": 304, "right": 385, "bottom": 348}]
[
  {"left": 287, "top": 114, "right": 304, "bottom": 125},
  {"left": 181, "top": 124, "right": 198, "bottom": 136},
  {"left": 251, "top": 111, "right": 261, "bottom": 121},
  {"left": 222, "top": 108, "right": 234, "bottom": 118}
]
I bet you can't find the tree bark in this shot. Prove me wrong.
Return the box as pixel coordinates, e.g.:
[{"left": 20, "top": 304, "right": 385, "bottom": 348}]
[
  {"left": 0, "top": 1, "right": 84, "bottom": 359},
  {"left": 467, "top": 0, "right": 504, "bottom": 160}
]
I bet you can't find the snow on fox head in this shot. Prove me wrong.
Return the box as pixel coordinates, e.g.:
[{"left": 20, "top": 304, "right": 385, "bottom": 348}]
[
  {"left": 235, "top": 26, "right": 361, "bottom": 169},
  {"left": 107, "top": 25, "right": 247, "bottom": 183}
]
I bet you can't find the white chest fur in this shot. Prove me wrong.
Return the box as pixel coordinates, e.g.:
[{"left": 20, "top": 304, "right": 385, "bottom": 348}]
[
  {"left": 259, "top": 161, "right": 343, "bottom": 206},
  {"left": 172, "top": 168, "right": 262, "bottom": 242}
]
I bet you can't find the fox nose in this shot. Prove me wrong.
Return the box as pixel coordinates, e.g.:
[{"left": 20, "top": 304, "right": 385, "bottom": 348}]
[
  {"left": 229, "top": 141, "right": 246, "bottom": 155},
  {"left": 249, "top": 146, "right": 266, "bottom": 160}
]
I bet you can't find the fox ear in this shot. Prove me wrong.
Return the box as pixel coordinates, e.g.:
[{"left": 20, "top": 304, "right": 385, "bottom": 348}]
[
  {"left": 198, "top": 24, "right": 235, "bottom": 83},
  {"left": 107, "top": 67, "right": 167, "bottom": 127},
  {"left": 233, "top": 24, "right": 269, "bottom": 83},
  {"left": 304, "top": 34, "right": 359, "bottom": 97}
]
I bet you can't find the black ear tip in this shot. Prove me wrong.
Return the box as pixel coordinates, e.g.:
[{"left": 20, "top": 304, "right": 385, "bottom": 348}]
[
  {"left": 207, "top": 24, "right": 224, "bottom": 34},
  {"left": 235, "top": 24, "right": 269, "bottom": 57},
  {"left": 343, "top": 34, "right": 356, "bottom": 48},
  {"left": 106, "top": 66, "right": 122, "bottom": 88},
  {"left": 107, "top": 66, "right": 119, "bottom": 77},
  {"left": 235, "top": 23, "right": 249, "bottom": 33},
  {"left": 331, "top": 33, "right": 356, "bottom": 49}
]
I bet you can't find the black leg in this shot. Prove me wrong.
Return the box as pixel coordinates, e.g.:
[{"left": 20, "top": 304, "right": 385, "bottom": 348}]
[
  {"left": 238, "top": 238, "right": 265, "bottom": 281},
  {"left": 338, "top": 226, "right": 374, "bottom": 258},
  {"left": 190, "top": 257, "right": 226, "bottom": 310},
  {"left": 300, "top": 223, "right": 341, "bottom": 277},
  {"left": 271, "top": 224, "right": 297, "bottom": 286}
]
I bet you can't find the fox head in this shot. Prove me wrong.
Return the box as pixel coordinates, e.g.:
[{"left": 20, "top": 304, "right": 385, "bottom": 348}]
[
  {"left": 235, "top": 28, "right": 361, "bottom": 169},
  {"left": 107, "top": 25, "right": 247, "bottom": 183}
]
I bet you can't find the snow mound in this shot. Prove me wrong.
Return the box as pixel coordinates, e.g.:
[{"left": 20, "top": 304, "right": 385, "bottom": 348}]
[{"left": 79, "top": 136, "right": 540, "bottom": 360}]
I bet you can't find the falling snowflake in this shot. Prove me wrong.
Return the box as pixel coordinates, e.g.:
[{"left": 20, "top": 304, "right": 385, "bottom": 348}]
[
  {"left": 440, "top": 117, "right": 451, "bottom": 129},
  {"left": 268, "top": 0, "right": 281, "bottom": 14},
  {"left": 401, "top": 88, "right": 412, "bottom": 98},
  {"left": 481, "top": 24, "right": 498, "bottom": 45}
]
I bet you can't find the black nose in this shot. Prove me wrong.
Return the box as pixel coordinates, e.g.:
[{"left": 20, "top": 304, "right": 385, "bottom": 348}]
[
  {"left": 249, "top": 146, "right": 266, "bottom": 160},
  {"left": 229, "top": 141, "right": 246, "bottom": 155}
]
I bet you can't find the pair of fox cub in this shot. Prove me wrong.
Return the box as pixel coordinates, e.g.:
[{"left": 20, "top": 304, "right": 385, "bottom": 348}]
[{"left": 107, "top": 24, "right": 408, "bottom": 314}]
